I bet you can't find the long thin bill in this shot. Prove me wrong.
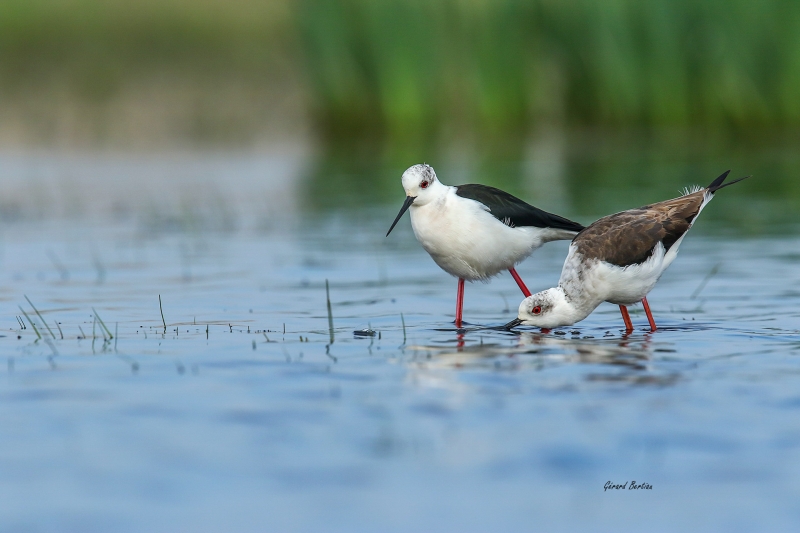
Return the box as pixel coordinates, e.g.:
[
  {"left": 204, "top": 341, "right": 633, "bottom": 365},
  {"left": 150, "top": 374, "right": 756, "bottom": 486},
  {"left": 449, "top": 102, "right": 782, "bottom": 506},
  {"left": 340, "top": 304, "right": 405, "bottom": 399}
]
[
  {"left": 386, "top": 195, "right": 416, "bottom": 237},
  {"left": 503, "top": 318, "right": 523, "bottom": 330}
]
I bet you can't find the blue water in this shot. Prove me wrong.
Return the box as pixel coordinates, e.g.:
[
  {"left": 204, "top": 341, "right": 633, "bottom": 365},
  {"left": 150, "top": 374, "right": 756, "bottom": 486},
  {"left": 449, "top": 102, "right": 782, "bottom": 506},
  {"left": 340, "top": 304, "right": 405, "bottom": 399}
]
[{"left": 1, "top": 151, "right": 800, "bottom": 532}]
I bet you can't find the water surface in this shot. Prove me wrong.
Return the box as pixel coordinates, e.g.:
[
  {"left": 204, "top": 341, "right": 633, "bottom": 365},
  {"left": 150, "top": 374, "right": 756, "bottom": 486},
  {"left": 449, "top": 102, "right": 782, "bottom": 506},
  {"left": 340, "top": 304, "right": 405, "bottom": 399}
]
[{"left": 1, "top": 147, "right": 799, "bottom": 532}]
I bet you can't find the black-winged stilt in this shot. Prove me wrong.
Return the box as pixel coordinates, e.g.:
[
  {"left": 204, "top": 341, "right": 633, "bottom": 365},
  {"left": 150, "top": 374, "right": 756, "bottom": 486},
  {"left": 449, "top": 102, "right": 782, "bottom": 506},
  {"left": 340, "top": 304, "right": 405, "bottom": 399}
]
[
  {"left": 386, "top": 163, "right": 584, "bottom": 328},
  {"left": 505, "top": 170, "right": 749, "bottom": 333}
]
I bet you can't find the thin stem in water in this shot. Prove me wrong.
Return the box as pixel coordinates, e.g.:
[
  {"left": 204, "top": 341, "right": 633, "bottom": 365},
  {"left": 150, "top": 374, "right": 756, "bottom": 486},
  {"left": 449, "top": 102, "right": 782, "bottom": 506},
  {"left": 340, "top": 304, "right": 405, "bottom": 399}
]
[
  {"left": 24, "top": 296, "right": 56, "bottom": 339},
  {"left": 159, "top": 295, "right": 167, "bottom": 334}
]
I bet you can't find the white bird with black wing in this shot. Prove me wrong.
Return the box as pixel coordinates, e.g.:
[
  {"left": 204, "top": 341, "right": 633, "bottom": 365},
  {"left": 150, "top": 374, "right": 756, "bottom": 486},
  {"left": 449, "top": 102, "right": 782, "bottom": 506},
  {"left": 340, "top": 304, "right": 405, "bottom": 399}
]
[
  {"left": 506, "top": 170, "right": 749, "bottom": 333},
  {"left": 386, "top": 163, "right": 584, "bottom": 327}
]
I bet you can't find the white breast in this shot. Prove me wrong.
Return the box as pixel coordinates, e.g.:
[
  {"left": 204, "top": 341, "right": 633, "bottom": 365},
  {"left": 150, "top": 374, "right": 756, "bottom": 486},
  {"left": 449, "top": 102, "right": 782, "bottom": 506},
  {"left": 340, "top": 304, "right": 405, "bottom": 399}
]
[{"left": 409, "top": 188, "right": 549, "bottom": 280}]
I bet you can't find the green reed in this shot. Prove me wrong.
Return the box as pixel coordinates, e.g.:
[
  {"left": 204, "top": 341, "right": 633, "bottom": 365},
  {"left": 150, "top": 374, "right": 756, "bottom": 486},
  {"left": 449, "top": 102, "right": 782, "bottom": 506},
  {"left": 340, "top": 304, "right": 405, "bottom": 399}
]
[
  {"left": 2, "top": 0, "right": 800, "bottom": 141},
  {"left": 295, "top": 0, "right": 800, "bottom": 140}
]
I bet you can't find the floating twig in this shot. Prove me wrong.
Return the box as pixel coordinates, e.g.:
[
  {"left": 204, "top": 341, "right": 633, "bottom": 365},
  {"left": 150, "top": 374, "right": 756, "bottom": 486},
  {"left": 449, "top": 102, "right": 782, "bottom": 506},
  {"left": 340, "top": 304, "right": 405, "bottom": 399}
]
[{"left": 401, "top": 313, "right": 407, "bottom": 345}]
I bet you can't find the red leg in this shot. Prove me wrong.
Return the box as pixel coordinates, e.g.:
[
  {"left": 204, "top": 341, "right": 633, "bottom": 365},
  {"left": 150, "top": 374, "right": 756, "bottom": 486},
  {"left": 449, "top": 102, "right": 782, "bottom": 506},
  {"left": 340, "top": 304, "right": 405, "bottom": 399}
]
[
  {"left": 455, "top": 278, "right": 465, "bottom": 328},
  {"left": 619, "top": 305, "right": 633, "bottom": 332},
  {"left": 641, "top": 297, "right": 657, "bottom": 331},
  {"left": 508, "top": 267, "right": 531, "bottom": 297}
]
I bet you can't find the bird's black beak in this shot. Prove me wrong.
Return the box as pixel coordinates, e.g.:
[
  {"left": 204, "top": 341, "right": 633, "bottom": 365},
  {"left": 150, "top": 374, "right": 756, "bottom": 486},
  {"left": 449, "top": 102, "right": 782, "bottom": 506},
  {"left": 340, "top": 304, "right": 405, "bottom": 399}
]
[
  {"left": 503, "top": 318, "right": 523, "bottom": 330},
  {"left": 386, "top": 195, "right": 416, "bottom": 237}
]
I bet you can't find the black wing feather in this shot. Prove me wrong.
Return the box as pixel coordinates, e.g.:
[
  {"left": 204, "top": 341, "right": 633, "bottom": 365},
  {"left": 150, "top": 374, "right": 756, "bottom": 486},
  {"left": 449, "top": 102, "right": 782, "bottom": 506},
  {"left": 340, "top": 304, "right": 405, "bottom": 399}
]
[
  {"left": 576, "top": 208, "right": 693, "bottom": 268},
  {"left": 455, "top": 184, "right": 584, "bottom": 232}
]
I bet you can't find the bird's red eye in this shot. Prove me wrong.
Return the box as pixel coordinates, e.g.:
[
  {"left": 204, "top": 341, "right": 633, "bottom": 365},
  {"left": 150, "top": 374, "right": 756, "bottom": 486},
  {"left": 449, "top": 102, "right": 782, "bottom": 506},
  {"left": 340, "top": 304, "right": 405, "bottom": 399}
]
[
  {"left": 532, "top": 306, "right": 542, "bottom": 315},
  {"left": 420, "top": 181, "right": 429, "bottom": 189}
]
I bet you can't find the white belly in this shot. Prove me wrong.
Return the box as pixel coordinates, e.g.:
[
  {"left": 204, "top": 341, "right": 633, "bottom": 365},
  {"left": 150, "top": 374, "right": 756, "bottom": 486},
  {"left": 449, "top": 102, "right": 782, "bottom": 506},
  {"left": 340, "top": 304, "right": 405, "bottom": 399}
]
[
  {"left": 565, "top": 243, "right": 672, "bottom": 306},
  {"left": 409, "top": 193, "right": 548, "bottom": 280}
]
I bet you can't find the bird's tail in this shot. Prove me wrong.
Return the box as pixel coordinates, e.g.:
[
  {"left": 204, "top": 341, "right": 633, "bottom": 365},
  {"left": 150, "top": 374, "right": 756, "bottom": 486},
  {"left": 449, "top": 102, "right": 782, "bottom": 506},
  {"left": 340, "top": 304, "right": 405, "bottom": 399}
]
[
  {"left": 706, "top": 170, "right": 750, "bottom": 193},
  {"left": 691, "top": 170, "right": 749, "bottom": 222}
]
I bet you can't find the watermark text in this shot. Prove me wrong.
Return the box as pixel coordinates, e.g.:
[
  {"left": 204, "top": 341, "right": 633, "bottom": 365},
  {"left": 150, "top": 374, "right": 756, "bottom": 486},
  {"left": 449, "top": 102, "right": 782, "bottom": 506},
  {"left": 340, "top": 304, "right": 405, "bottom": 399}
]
[{"left": 604, "top": 481, "right": 652, "bottom": 491}]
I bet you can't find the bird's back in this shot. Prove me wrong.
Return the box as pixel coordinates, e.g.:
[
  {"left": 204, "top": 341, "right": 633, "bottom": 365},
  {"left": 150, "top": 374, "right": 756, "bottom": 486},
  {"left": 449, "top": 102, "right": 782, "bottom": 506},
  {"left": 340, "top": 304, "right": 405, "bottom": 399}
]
[
  {"left": 574, "top": 191, "right": 706, "bottom": 268},
  {"left": 455, "top": 184, "right": 584, "bottom": 233}
]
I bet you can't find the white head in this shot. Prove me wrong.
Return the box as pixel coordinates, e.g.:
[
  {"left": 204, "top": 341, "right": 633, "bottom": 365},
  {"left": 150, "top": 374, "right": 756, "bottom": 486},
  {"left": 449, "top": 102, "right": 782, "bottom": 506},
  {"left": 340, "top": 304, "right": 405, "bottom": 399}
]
[
  {"left": 387, "top": 164, "right": 443, "bottom": 236},
  {"left": 400, "top": 163, "right": 441, "bottom": 204},
  {"left": 506, "top": 287, "right": 576, "bottom": 329}
]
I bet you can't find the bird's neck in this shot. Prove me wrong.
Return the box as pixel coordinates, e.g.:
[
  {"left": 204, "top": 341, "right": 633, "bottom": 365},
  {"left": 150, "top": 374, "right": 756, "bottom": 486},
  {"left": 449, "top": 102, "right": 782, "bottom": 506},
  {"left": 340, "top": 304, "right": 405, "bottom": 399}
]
[
  {"left": 555, "top": 284, "right": 601, "bottom": 325},
  {"left": 556, "top": 251, "right": 606, "bottom": 320}
]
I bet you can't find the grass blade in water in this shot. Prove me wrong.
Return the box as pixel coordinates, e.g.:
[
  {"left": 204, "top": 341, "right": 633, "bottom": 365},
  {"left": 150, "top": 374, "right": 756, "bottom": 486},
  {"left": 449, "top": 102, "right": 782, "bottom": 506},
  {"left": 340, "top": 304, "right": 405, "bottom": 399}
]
[
  {"left": 18, "top": 306, "right": 42, "bottom": 341},
  {"left": 24, "top": 295, "right": 56, "bottom": 339},
  {"left": 93, "top": 308, "right": 114, "bottom": 339},
  {"left": 159, "top": 294, "right": 167, "bottom": 334},
  {"left": 326, "top": 279, "right": 334, "bottom": 345}
]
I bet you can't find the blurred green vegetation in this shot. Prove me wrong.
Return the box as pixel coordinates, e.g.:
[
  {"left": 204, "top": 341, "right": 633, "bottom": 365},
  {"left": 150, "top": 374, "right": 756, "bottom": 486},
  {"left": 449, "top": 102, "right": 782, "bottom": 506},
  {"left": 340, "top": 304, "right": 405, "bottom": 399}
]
[
  {"left": 2, "top": 0, "right": 799, "bottom": 142},
  {"left": 291, "top": 0, "right": 800, "bottom": 230},
  {"left": 0, "top": 1, "right": 796, "bottom": 232},
  {"left": 0, "top": 0, "right": 293, "bottom": 93},
  {"left": 0, "top": 0, "right": 300, "bottom": 144},
  {"left": 296, "top": 0, "right": 800, "bottom": 141}
]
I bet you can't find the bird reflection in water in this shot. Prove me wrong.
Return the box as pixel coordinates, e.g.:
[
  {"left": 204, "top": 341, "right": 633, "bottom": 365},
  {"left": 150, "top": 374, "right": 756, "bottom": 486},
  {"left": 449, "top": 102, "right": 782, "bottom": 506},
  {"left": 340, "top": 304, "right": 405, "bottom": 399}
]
[{"left": 405, "top": 328, "right": 679, "bottom": 387}]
